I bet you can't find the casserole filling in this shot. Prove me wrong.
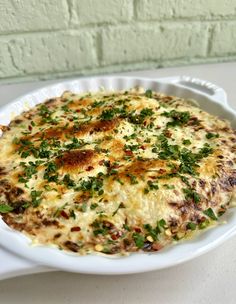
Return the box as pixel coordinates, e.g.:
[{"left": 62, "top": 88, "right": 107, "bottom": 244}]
[{"left": 0, "top": 88, "right": 235, "bottom": 255}]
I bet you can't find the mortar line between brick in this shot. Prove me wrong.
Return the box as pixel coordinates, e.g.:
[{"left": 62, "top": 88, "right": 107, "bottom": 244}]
[
  {"left": 132, "top": 0, "right": 138, "bottom": 20},
  {"left": 206, "top": 24, "right": 215, "bottom": 56},
  {"left": 65, "top": 0, "right": 73, "bottom": 27},
  {"left": 6, "top": 44, "right": 20, "bottom": 73},
  {"left": 1, "top": 18, "right": 236, "bottom": 38}
]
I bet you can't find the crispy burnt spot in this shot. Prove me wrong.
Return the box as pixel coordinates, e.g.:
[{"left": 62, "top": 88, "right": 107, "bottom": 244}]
[
  {"left": 64, "top": 240, "right": 81, "bottom": 252},
  {"left": 91, "top": 119, "right": 119, "bottom": 133},
  {"left": 119, "top": 159, "right": 169, "bottom": 180},
  {"left": 0, "top": 125, "right": 10, "bottom": 132},
  {"left": 9, "top": 118, "right": 23, "bottom": 127},
  {"left": 0, "top": 166, "right": 6, "bottom": 177},
  {"left": 1, "top": 214, "right": 26, "bottom": 231},
  {"left": 56, "top": 149, "right": 96, "bottom": 171},
  {"left": 68, "top": 97, "right": 93, "bottom": 109},
  {"left": 44, "top": 98, "right": 58, "bottom": 107},
  {"left": 29, "top": 118, "right": 119, "bottom": 141},
  {"left": 218, "top": 170, "right": 236, "bottom": 191}
]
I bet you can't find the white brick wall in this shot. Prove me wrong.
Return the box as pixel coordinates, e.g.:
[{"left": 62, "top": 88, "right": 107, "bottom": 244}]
[{"left": 0, "top": 0, "right": 236, "bottom": 83}]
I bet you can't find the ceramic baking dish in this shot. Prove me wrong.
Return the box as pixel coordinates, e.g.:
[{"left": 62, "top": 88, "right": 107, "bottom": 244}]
[{"left": 0, "top": 75, "right": 235, "bottom": 277}]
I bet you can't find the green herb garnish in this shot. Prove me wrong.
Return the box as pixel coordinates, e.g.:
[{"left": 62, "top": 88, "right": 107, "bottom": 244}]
[
  {"left": 145, "top": 89, "right": 153, "bottom": 98},
  {"left": 161, "top": 110, "right": 190, "bottom": 127},
  {"left": 0, "top": 204, "right": 13, "bottom": 213},
  {"left": 206, "top": 132, "right": 219, "bottom": 139},
  {"left": 186, "top": 222, "right": 197, "bottom": 230},
  {"left": 132, "top": 232, "right": 145, "bottom": 248},
  {"left": 203, "top": 208, "right": 217, "bottom": 220},
  {"left": 31, "top": 190, "right": 43, "bottom": 207}
]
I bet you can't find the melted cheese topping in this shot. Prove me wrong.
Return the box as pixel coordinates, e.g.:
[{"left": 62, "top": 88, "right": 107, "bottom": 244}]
[{"left": 0, "top": 88, "right": 235, "bottom": 255}]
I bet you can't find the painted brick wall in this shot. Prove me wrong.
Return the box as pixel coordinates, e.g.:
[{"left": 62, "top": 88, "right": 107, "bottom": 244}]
[{"left": 0, "top": 0, "right": 236, "bottom": 83}]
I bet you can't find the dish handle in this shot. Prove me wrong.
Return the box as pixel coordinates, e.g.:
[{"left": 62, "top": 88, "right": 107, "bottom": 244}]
[
  {"left": 159, "top": 76, "right": 228, "bottom": 106},
  {"left": 0, "top": 247, "right": 53, "bottom": 280}
]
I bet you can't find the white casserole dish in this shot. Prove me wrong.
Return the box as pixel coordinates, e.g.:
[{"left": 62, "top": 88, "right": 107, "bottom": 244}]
[{"left": 0, "top": 76, "right": 235, "bottom": 275}]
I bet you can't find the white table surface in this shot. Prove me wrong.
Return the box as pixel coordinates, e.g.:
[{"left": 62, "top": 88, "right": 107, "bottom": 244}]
[{"left": 0, "top": 62, "right": 236, "bottom": 304}]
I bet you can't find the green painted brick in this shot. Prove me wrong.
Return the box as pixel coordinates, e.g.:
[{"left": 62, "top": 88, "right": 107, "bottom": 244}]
[
  {"left": 211, "top": 22, "right": 236, "bottom": 55},
  {"left": 70, "top": 0, "right": 133, "bottom": 25},
  {"left": 136, "top": 0, "right": 236, "bottom": 20},
  {"left": 0, "top": 0, "right": 68, "bottom": 33},
  {"left": 3, "top": 31, "right": 98, "bottom": 76},
  {"left": 0, "top": 0, "right": 235, "bottom": 83},
  {"left": 101, "top": 23, "right": 208, "bottom": 65}
]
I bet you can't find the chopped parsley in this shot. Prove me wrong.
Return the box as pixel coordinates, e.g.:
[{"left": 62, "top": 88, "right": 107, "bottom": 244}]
[
  {"left": 129, "top": 108, "right": 154, "bottom": 124},
  {"left": 123, "top": 133, "right": 137, "bottom": 140},
  {"left": 92, "top": 220, "right": 109, "bottom": 236},
  {"left": 0, "top": 204, "right": 14, "bottom": 213},
  {"left": 183, "top": 188, "right": 201, "bottom": 203},
  {"left": 99, "top": 109, "right": 117, "bottom": 120},
  {"left": 43, "top": 161, "right": 59, "bottom": 183},
  {"left": 161, "top": 110, "right": 190, "bottom": 127},
  {"left": 90, "top": 203, "right": 98, "bottom": 210},
  {"left": 91, "top": 100, "right": 105, "bottom": 108},
  {"left": 124, "top": 144, "right": 139, "bottom": 152},
  {"left": 18, "top": 160, "right": 43, "bottom": 184},
  {"left": 186, "top": 222, "right": 197, "bottom": 230},
  {"left": 112, "top": 202, "right": 125, "bottom": 216},
  {"left": 126, "top": 173, "right": 138, "bottom": 185},
  {"left": 132, "top": 232, "right": 145, "bottom": 248},
  {"left": 63, "top": 174, "right": 76, "bottom": 188},
  {"left": 64, "top": 137, "right": 86, "bottom": 150},
  {"left": 143, "top": 224, "right": 158, "bottom": 241},
  {"left": 31, "top": 190, "right": 43, "bottom": 207},
  {"left": 206, "top": 132, "right": 219, "bottom": 139},
  {"left": 182, "top": 139, "right": 191, "bottom": 145},
  {"left": 203, "top": 208, "right": 218, "bottom": 220},
  {"left": 145, "top": 89, "right": 153, "bottom": 98},
  {"left": 39, "top": 104, "right": 57, "bottom": 124},
  {"left": 78, "top": 175, "right": 104, "bottom": 196},
  {"left": 144, "top": 180, "right": 159, "bottom": 194}
]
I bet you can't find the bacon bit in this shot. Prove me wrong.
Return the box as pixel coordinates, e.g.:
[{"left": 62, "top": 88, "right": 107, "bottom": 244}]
[
  {"left": 60, "top": 210, "right": 69, "bottom": 219},
  {"left": 71, "top": 226, "right": 81, "bottom": 232},
  {"left": 86, "top": 166, "right": 94, "bottom": 171},
  {"left": 134, "top": 227, "right": 141, "bottom": 233},
  {"left": 164, "top": 129, "right": 172, "bottom": 138},
  {"left": 148, "top": 176, "right": 157, "bottom": 179},
  {"left": 76, "top": 109, "right": 81, "bottom": 113},
  {"left": 173, "top": 190, "right": 179, "bottom": 196},
  {"left": 140, "top": 145, "right": 146, "bottom": 150},
  {"left": 111, "top": 234, "right": 118, "bottom": 240},
  {"left": 112, "top": 163, "right": 121, "bottom": 169},
  {"left": 0, "top": 125, "right": 10, "bottom": 132},
  {"left": 125, "top": 150, "right": 133, "bottom": 156},
  {"left": 151, "top": 243, "right": 163, "bottom": 251},
  {"left": 99, "top": 160, "right": 104, "bottom": 166},
  {"left": 64, "top": 241, "right": 80, "bottom": 252},
  {"left": 28, "top": 125, "right": 32, "bottom": 131},
  {"left": 54, "top": 233, "right": 61, "bottom": 239},
  {"left": 143, "top": 121, "right": 147, "bottom": 126},
  {"left": 158, "top": 168, "right": 166, "bottom": 174},
  {"left": 110, "top": 231, "right": 122, "bottom": 240}
]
